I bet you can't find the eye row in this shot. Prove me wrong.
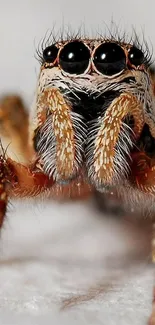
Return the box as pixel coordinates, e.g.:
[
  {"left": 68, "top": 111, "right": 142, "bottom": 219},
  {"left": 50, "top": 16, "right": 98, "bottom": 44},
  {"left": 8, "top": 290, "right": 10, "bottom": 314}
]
[{"left": 43, "top": 40, "right": 145, "bottom": 76}]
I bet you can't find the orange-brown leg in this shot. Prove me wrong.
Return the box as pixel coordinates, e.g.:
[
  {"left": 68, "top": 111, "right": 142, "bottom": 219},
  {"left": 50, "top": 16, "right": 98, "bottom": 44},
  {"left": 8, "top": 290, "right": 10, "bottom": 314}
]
[
  {"left": 0, "top": 95, "right": 34, "bottom": 163},
  {"left": 130, "top": 152, "right": 155, "bottom": 195},
  {"left": 7, "top": 158, "right": 54, "bottom": 197},
  {"left": 0, "top": 155, "right": 55, "bottom": 229},
  {"left": 7, "top": 158, "right": 92, "bottom": 200}
]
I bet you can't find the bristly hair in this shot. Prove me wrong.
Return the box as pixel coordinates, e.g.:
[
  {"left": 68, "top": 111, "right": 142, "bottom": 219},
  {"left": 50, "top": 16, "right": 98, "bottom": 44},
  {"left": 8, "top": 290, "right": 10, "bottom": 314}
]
[
  {"left": 34, "top": 22, "right": 154, "bottom": 67},
  {"left": 34, "top": 24, "right": 86, "bottom": 64},
  {"left": 98, "top": 21, "right": 153, "bottom": 66},
  {"left": 131, "top": 27, "right": 153, "bottom": 66}
]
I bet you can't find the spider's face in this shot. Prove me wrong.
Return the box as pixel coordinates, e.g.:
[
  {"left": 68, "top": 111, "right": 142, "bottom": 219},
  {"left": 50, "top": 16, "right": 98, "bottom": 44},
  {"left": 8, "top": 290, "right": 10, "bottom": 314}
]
[
  {"left": 32, "top": 37, "right": 155, "bottom": 192},
  {"left": 35, "top": 38, "right": 150, "bottom": 95}
]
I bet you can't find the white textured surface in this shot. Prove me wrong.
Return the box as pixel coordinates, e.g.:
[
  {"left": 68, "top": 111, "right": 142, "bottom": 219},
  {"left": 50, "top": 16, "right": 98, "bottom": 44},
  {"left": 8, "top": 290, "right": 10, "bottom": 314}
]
[{"left": 0, "top": 198, "right": 153, "bottom": 325}]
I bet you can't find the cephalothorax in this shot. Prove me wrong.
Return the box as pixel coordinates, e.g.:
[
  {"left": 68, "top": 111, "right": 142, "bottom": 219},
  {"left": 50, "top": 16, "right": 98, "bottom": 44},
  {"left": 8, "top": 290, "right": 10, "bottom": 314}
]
[
  {"left": 0, "top": 34, "right": 155, "bottom": 217},
  {"left": 30, "top": 36, "right": 155, "bottom": 207}
]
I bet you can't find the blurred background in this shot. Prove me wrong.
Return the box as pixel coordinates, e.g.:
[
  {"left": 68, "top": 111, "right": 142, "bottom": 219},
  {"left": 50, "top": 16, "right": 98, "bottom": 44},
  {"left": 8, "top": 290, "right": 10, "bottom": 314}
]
[
  {"left": 0, "top": 1, "right": 154, "bottom": 324},
  {"left": 0, "top": 0, "right": 154, "bottom": 106}
]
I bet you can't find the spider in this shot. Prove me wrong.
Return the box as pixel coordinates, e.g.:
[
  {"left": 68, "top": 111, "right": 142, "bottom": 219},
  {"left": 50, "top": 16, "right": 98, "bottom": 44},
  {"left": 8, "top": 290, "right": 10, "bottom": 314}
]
[
  {"left": 1, "top": 33, "right": 155, "bottom": 216},
  {"left": 1, "top": 32, "right": 155, "bottom": 322}
]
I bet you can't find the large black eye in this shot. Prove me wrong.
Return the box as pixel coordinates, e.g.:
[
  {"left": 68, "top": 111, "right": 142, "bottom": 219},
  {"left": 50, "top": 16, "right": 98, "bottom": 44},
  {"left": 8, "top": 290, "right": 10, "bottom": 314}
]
[
  {"left": 128, "top": 46, "right": 144, "bottom": 66},
  {"left": 43, "top": 45, "right": 58, "bottom": 63},
  {"left": 59, "top": 41, "right": 90, "bottom": 74},
  {"left": 93, "top": 42, "right": 126, "bottom": 76}
]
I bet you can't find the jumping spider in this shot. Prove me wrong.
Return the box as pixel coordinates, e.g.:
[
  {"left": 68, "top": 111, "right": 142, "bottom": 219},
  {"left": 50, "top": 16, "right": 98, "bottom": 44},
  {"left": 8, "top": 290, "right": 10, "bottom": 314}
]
[
  {"left": 0, "top": 31, "right": 155, "bottom": 322},
  {"left": 1, "top": 34, "right": 155, "bottom": 209}
]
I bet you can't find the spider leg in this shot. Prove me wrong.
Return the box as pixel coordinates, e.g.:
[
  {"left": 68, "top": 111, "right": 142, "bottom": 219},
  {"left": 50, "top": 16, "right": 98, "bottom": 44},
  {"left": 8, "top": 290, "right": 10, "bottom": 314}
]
[
  {"left": 34, "top": 88, "right": 85, "bottom": 182},
  {"left": 7, "top": 158, "right": 54, "bottom": 197},
  {"left": 86, "top": 92, "right": 144, "bottom": 187},
  {"left": 0, "top": 155, "right": 54, "bottom": 228},
  {"left": 0, "top": 95, "right": 33, "bottom": 163},
  {"left": 130, "top": 152, "right": 155, "bottom": 195}
]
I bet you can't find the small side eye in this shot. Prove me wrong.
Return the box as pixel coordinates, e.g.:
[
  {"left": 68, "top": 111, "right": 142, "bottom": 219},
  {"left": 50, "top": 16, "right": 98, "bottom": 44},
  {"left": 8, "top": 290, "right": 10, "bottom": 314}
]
[
  {"left": 43, "top": 45, "right": 58, "bottom": 63},
  {"left": 128, "top": 46, "right": 144, "bottom": 66}
]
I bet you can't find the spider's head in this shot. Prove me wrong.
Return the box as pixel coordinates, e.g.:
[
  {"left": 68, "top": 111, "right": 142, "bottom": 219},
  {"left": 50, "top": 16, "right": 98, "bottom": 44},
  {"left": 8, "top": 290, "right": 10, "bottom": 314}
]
[{"left": 32, "top": 37, "right": 155, "bottom": 193}]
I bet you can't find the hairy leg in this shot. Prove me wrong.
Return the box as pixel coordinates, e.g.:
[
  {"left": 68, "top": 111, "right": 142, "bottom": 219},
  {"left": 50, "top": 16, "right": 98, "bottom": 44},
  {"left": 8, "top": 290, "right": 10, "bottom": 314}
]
[
  {"left": 0, "top": 95, "right": 33, "bottom": 163},
  {"left": 0, "top": 155, "right": 55, "bottom": 228},
  {"left": 130, "top": 152, "right": 155, "bottom": 195}
]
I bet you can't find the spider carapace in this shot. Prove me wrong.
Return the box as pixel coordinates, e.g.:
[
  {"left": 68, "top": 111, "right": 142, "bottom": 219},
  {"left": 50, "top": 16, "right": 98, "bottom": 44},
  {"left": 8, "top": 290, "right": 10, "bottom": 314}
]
[{"left": 0, "top": 35, "right": 155, "bottom": 226}]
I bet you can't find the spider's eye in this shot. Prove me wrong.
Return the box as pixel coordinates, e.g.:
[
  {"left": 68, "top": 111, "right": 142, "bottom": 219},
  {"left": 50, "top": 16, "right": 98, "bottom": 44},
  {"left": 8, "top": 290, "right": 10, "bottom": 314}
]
[
  {"left": 43, "top": 45, "right": 58, "bottom": 63},
  {"left": 93, "top": 42, "right": 126, "bottom": 76},
  {"left": 59, "top": 41, "right": 90, "bottom": 74},
  {"left": 128, "top": 46, "right": 144, "bottom": 66}
]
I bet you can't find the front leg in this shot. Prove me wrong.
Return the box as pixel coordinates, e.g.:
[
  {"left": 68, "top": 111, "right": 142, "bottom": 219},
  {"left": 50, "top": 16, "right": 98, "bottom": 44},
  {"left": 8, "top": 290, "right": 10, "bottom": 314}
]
[
  {"left": 7, "top": 158, "right": 54, "bottom": 197},
  {"left": 130, "top": 152, "right": 155, "bottom": 195},
  {"left": 0, "top": 153, "right": 92, "bottom": 229},
  {"left": 0, "top": 155, "right": 54, "bottom": 228},
  {"left": 33, "top": 88, "right": 86, "bottom": 183}
]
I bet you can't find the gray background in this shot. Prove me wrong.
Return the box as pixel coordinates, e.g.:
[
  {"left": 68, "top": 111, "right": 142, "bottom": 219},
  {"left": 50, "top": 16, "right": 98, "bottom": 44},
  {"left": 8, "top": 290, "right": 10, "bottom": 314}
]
[{"left": 0, "top": 0, "right": 154, "bottom": 105}]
